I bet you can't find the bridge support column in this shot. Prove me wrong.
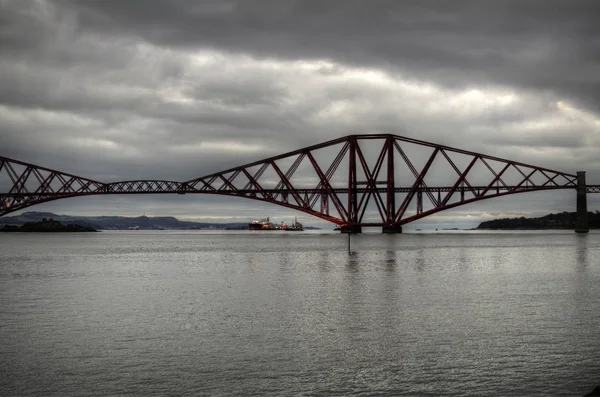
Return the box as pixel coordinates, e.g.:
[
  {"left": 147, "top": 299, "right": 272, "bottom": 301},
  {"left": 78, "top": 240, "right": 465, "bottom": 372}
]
[
  {"left": 340, "top": 225, "right": 362, "bottom": 234},
  {"left": 382, "top": 225, "right": 402, "bottom": 234},
  {"left": 575, "top": 171, "right": 589, "bottom": 234}
]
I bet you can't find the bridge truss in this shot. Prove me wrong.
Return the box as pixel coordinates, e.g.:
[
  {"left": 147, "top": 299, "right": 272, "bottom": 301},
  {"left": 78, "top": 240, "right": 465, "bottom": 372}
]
[{"left": 0, "top": 134, "right": 594, "bottom": 228}]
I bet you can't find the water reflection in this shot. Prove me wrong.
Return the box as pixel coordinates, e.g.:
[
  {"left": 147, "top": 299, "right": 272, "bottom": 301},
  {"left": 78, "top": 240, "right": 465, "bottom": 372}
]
[
  {"left": 279, "top": 251, "right": 290, "bottom": 270},
  {"left": 317, "top": 251, "right": 331, "bottom": 272},
  {"left": 414, "top": 249, "right": 426, "bottom": 272},
  {"left": 575, "top": 234, "right": 588, "bottom": 270},
  {"left": 384, "top": 250, "right": 397, "bottom": 271},
  {"left": 346, "top": 251, "right": 360, "bottom": 272},
  {"left": 246, "top": 252, "right": 261, "bottom": 272},
  {"left": 457, "top": 246, "right": 469, "bottom": 272},
  {"left": 490, "top": 247, "right": 505, "bottom": 270}
]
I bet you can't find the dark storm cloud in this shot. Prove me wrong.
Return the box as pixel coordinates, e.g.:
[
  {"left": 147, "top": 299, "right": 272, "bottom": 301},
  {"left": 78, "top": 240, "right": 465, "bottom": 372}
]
[
  {"left": 1, "top": 0, "right": 599, "bottom": 223},
  {"left": 68, "top": 0, "right": 600, "bottom": 109}
]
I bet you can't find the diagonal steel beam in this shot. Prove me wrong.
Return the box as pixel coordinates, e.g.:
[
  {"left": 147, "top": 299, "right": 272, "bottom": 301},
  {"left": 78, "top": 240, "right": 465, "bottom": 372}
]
[{"left": 395, "top": 147, "right": 439, "bottom": 222}]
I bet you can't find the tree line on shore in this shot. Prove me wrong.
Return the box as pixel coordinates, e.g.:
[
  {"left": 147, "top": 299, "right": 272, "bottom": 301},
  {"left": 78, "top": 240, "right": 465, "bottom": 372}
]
[{"left": 477, "top": 211, "right": 600, "bottom": 229}]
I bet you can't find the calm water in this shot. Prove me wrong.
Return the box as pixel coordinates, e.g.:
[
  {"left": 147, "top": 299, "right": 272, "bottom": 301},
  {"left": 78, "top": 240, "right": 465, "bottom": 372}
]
[{"left": 0, "top": 230, "right": 599, "bottom": 396}]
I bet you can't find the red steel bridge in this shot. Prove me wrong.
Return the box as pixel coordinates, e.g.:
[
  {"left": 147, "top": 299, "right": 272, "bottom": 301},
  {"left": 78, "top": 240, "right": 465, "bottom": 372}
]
[{"left": 1, "top": 134, "right": 598, "bottom": 233}]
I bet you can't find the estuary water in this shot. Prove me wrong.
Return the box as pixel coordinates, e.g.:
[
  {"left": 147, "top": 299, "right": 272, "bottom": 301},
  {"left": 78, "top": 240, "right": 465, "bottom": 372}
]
[{"left": 0, "top": 230, "right": 599, "bottom": 396}]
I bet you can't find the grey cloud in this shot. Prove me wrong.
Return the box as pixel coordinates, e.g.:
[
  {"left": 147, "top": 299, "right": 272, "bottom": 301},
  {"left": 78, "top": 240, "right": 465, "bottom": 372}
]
[{"left": 66, "top": 0, "right": 600, "bottom": 108}]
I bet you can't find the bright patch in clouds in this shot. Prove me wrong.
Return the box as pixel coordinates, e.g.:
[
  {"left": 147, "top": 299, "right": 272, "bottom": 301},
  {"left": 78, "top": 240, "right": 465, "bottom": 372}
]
[
  {"left": 557, "top": 101, "right": 600, "bottom": 128},
  {"left": 172, "top": 141, "right": 266, "bottom": 153},
  {"left": 72, "top": 137, "right": 119, "bottom": 150}
]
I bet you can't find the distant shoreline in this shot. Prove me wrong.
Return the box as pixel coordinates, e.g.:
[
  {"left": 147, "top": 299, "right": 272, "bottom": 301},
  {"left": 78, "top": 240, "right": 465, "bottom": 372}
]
[
  {"left": 0, "top": 211, "right": 320, "bottom": 231},
  {"left": 477, "top": 211, "right": 599, "bottom": 230},
  {"left": 1, "top": 219, "right": 98, "bottom": 233}
]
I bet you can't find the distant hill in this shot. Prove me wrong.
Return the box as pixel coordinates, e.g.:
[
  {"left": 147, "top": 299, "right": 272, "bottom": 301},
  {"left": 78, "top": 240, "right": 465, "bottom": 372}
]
[
  {"left": 477, "top": 211, "right": 600, "bottom": 230},
  {"left": 0, "top": 211, "right": 320, "bottom": 230},
  {"left": 1, "top": 219, "right": 97, "bottom": 233},
  {"left": 0, "top": 212, "right": 248, "bottom": 230}
]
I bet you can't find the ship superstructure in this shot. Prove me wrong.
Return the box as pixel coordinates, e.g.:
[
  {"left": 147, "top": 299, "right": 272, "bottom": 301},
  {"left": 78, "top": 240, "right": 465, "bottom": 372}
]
[{"left": 248, "top": 217, "right": 303, "bottom": 231}]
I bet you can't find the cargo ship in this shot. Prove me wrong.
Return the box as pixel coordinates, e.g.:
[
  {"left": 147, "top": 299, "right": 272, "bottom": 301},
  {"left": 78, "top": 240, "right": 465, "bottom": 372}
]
[{"left": 249, "top": 217, "right": 303, "bottom": 231}]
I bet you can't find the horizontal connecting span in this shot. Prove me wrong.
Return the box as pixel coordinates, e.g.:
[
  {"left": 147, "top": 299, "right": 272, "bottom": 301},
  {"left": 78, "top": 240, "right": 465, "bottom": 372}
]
[
  {"left": 586, "top": 185, "right": 600, "bottom": 193},
  {"left": 3, "top": 185, "right": 588, "bottom": 198}
]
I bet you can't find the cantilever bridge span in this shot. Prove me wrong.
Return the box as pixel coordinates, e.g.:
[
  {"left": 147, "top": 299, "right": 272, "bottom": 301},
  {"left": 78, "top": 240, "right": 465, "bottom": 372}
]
[{"left": 1, "top": 134, "right": 598, "bottom": 233}]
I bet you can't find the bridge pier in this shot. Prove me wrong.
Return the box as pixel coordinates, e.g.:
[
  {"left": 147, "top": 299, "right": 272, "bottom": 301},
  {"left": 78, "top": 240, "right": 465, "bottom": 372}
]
[
  {"left": 382, "top": 225, "right": 402, "bottom": 234},
  {"left": 340, "top": 225, "right": 362, "bottom": 234},
  {"left": 575, "top": 171, "right": 589, "bottom": 234}
]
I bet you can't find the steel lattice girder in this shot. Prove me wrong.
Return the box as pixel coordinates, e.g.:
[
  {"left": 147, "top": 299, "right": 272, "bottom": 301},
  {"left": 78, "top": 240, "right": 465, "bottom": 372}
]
[
  {"left": 0, "top": 134, "right": 587, "bottom": 224},
  {"left": 586, "top": 185, "right": 600, "bottom": 193}
]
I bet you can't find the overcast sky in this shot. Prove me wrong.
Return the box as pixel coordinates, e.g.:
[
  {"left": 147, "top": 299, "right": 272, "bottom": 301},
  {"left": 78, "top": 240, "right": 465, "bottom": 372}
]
[{"left": 1, "top": 0, "right": 599, "bottom": 228}]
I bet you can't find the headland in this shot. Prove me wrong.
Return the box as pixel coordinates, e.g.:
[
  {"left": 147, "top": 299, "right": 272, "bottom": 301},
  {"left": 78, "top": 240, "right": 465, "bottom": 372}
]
[
  {"left": 477, "top": 211, "right": 600, "bottom": 230},
  {"left": 1, "top": 218, "right": 98, "bottom": 232}
]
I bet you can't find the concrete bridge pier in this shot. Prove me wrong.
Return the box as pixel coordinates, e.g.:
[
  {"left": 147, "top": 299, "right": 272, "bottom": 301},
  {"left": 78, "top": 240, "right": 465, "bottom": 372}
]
[
  {"left": 575, "top": 171, "right": 589, "bottom": 234},
  {"left": 382, "top": 225, "right": 403, "bottom": 234},
  {"left": 340, "top": 225, "right": 362, "bottom": 234}
]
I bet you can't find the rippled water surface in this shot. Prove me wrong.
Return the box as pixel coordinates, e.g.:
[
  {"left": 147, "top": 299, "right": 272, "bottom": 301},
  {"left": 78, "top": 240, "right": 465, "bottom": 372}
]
[{"left": 1, "top": 230, "right": 599, "bottom": 396}]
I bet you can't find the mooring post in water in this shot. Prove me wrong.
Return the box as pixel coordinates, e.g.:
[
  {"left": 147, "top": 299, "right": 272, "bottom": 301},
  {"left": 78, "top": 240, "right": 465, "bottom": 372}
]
[{"left": 575, "top": 171, "right": 589, "bottom": 234}]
